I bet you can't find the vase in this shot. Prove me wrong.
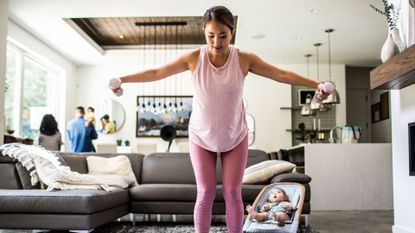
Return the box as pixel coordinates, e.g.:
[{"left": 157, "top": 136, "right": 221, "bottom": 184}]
[
  {"left": 390, "top": 27, "right": 407, "bottom": 52},
  {"left": 381, "top": 31, "right": 399, "bottom": 63}
]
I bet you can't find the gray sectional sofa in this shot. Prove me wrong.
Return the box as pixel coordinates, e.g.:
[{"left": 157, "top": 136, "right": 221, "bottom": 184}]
[{"left": 0, "top": 149, "right": 311, "bottom": 231}]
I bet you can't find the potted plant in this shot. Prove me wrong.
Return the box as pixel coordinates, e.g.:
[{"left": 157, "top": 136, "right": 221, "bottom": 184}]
[
  {"left": 124, "top": 140, "right": 130, "bottom": 147},
  {"left": 370, "top": 0, "right": 400, "bottom": 30},
  {"left": 295, "top": 122, "right": 309, "bottom": 144},
  {"left": 116, "top": 139, "right": 122, "bottom": 146}
]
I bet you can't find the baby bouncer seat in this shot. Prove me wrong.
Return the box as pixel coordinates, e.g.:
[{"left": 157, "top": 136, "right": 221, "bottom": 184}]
[{"left": 243, "top": 182, "right": 305, "bottom": 233}]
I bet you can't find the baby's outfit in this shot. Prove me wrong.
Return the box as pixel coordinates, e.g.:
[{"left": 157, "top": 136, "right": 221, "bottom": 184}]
[{"left": 262, "top": 201, "right": 291, "bottom": 220}]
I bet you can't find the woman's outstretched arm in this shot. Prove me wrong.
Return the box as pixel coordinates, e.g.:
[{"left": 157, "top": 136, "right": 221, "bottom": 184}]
[
  {"left": 109, "top": 49, "right": 198, "bottom": 96},
  {"left": 246, "top": 52, "right": 320, "bottom": 89}
]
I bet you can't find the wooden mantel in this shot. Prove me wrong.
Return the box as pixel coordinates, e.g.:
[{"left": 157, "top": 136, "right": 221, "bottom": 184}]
[{"left": 370, "top": 44, "right": 415, "bottom": 90}]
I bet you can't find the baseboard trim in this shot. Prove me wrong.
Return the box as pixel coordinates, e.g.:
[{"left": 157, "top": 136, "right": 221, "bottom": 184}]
[{"left": 393, "top": 225, "right": 415, "bottom": 233}]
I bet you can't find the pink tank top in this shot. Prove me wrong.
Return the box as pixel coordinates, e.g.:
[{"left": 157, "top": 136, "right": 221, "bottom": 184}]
[{"left": 189, "top": 45, "right": 248, "bottom": 152}]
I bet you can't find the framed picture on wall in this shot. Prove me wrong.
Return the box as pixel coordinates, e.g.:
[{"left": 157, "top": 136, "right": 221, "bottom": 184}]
[
  {"left": 380, "top": 92, "right": 389, "bottom": 121},
  {"left": 371, "top": 102, "right": 381, "bottom": 123},
  {"left": 136, "top": 96, "right": 192, "bottom": 137}
]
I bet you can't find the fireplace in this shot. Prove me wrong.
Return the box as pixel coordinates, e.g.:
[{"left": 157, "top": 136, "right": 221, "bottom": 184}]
[{"left": 410, "top": 122, "right": 415, "bottom": 176}]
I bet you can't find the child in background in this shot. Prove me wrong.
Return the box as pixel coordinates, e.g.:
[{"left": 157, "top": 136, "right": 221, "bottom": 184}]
[{"left": 85, "top": 106, "right": 96, "bottom": 127}]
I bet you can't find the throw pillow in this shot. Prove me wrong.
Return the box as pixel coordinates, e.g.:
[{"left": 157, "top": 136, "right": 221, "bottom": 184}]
[
  {"left": 33, "top": 156, "right": 113, "bottom": 191},
  {"left": 86, "top": 155, "right": 138, "bottom": 186},
  {"left": 88, "top": 173, "right": 134, "bottom": 189},
  {"left": 242, "top": 160, "right": 296, "bottom": 184}
]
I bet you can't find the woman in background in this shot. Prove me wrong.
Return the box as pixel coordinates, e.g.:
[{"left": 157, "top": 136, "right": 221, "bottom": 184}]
[{"left": 39, "top": 114, "right": 63, "bottom": 151}]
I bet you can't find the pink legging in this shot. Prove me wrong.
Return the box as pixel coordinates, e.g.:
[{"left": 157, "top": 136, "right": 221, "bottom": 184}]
[{"left": 190, "top": 135, "right": 248, "bottom": 233}]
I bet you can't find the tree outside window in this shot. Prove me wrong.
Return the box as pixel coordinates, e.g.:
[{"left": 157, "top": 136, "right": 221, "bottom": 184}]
[
  {"left": 5, "top": 43, "right": 59, "bottom": 142},
  {"left": 5, "top": 47, "right": 17, "bottom": 132}
]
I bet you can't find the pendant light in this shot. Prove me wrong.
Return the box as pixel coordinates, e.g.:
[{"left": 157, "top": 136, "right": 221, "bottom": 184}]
[
  {"left": 310, "top": 43, "right": 322, "bottom": 111},
  {"left": 137, "top": 24, "right": 145, "bottom": 113},
  {"left": 322, "top": 28, "right": 340, "bottom": 105},
  {"left": 301, "top": 54, "right": 315, "bottom": 116}
]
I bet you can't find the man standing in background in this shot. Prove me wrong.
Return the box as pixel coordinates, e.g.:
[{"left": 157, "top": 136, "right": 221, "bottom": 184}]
[{"left": 66, "top": 106, "right": 97, "bottom": 152}]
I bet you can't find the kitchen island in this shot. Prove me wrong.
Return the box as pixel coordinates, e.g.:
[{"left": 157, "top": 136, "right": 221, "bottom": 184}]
[{"left": 285, "top": 143, "right": 392, "bottom": 210}]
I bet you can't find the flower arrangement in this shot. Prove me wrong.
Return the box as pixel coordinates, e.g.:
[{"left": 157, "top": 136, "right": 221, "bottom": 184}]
[{"left": 370, "top": 0, "right": 400, "bottom": 29}]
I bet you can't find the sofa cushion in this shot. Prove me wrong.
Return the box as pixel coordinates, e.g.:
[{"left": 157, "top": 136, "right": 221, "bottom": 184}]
[
  {"left": 15, "top": 162, "right": 40, "bottom": 189},
  {"left": 0, "top": 163, "right": 21, "bottom": 189},
  {"left": 0, "top": 189, "right": 128, "bottom": 214},
  {"left": 130, "top": 184, "right": 197, "bottom": 201},
  {"left": 141, "top": 150, "right": 269, "bottom": 185},
  {"left": 89, "top": 173, "right": 135, "bottom": 189},
  {"left": 242, "top": 160, "right": 296, "bottom": 184},
  {"left": 129, "top": 184, "right": 265, "bottom": 203},
  {"left": 60, "top": 154, "right": 88, "bottom": 173},
  {"left": 270, "top": 173, "right": 312, "bottom": 184},
  {"left": 60, "top": 153, "right": 144, "bottom": 183},
  {"left": 246, "top": 149, "right": 269, "bottom": 167},
  {"left": 141, "top": 153, "right": 196, "bottom": 184},
  {"left": 0, "top": 156, "right": 14, "bottom": 163},
  {"left": 86, "top": 155, "right": 138, "bottom": 186}
]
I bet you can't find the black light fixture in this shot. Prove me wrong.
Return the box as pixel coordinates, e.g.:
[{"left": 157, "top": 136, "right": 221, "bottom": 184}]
[
  {"left": 301, "top": 54, "right": 315, "bottom": 116},
  {"left": 322, "top": 28, "right": 340, "bottom": 105},
  {"left": 310, "top": 43, "right": 323, "bottom": 111}
]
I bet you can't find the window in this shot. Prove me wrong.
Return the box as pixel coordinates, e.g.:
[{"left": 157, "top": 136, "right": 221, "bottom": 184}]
[
  {"left": 4, "top": 47, "right": 17, "bottom": 133},
  {"left": 5, "top": 43, "right": 60, "bottom": 142}
]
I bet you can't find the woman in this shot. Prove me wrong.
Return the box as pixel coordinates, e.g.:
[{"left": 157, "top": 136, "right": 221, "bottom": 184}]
[
  {"left": 39, "top": 114, "right": 63, "bottom": 151},
  {"left": 109, "top": 6, "right": 333, "bottom": 233}
]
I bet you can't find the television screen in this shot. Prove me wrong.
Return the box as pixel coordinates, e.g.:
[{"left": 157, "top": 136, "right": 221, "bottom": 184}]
[{"left": 409, "top": 122, "right": 415, "bottom": 176}]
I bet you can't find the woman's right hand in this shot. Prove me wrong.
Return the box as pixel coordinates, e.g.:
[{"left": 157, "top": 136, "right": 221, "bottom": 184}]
[
  {"left": 109, "top": 78, "right": 123, "bottom": 97},
  {"left": 314, "top": 81, "right": 335, "bottom": 102}
]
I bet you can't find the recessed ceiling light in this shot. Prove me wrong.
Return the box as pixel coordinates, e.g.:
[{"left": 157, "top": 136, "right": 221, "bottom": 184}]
[
  {"left": 118, "top": 35, "right": 125, "bottom": 39},
  {"left": 295, "top": 36, "right": 303, "bottom": 40},
  {"left": 251, "top": 34, "right": 266, "bottom": 40},
  {"left": 310, "top": 8, "right": 319, "bottom": 13}
]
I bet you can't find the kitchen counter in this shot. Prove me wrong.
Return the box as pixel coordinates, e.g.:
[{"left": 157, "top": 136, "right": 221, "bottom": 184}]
[{"left": 285, "top": 143, "right": 392, "bottom": 210}]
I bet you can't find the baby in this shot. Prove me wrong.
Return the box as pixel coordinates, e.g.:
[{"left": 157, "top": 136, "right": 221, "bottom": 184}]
[
  {"left": 85, "top": 107, "right": 96, "bottom": 127},
  {"left": 246, "top": 188, "right": 293, "bottom": 222}
]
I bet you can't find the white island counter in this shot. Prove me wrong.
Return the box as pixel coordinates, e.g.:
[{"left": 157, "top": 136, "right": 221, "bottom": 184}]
[{"left": 287, "top": 143, "right": 392, "bottom": 210}]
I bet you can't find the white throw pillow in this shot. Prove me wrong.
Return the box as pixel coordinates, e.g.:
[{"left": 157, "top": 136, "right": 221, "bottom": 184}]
[
  {"left": 88, "top": 173, "right": 134, "bottom": 189},
  {"left": 242, "top": 160, "right": 296, "bottom": 184},
  {"left": 86, "top": 155, "right": 138, "bottom": 186},
  {"left": 33, "top": 156, "right": 113, "bottom": 191}
]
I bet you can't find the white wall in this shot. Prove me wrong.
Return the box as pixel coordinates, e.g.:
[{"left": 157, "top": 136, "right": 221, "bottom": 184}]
[
  {"left": 0, "top": 0, "right": 8, "bottom": 144},
  {"left": 391, "top": 85, "right": 415, "bottom": 233},
  {"left": 76, "top": 51, "right": 347, "bottom": 153},
  {"left": 6, "top": 20, "right": 77, "bottom": 148}
]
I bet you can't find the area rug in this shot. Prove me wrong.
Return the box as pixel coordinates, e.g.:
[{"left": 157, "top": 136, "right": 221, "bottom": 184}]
[
  {"left": 92, "top": 222, "right": 319, "bottom": 233},
  {"left": 93, "top": 222, "right": 227, "bottom": 233}
]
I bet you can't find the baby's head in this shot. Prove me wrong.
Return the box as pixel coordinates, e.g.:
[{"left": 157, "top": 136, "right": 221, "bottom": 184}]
[{"left": 268, "top": 188, "right": 289, "bottom": 203}]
